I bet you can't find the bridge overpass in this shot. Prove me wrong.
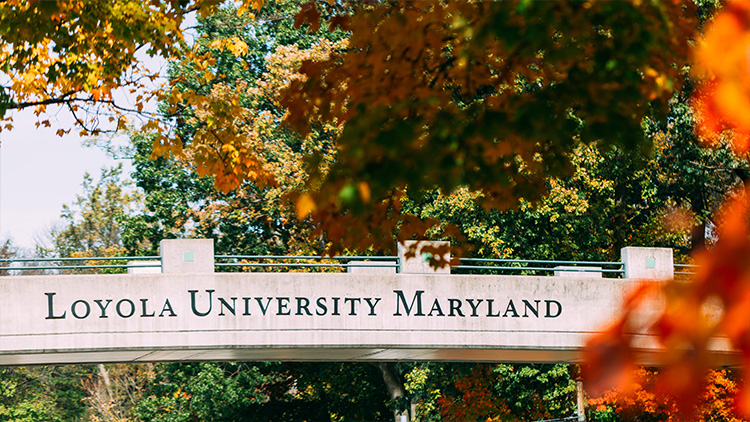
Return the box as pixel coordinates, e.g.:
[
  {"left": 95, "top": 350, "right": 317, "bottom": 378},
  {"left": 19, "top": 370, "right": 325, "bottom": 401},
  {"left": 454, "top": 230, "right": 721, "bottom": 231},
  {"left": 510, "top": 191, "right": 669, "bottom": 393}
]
[{"left": 0, "top": 240, "right": 732, "bottom": 366}]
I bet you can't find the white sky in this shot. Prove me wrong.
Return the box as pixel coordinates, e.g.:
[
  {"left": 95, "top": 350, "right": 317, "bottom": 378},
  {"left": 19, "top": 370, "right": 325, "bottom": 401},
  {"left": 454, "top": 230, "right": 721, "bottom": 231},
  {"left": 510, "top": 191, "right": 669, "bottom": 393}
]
[{"left": 0, "top": 110, "right": 132, "bottom": 250}]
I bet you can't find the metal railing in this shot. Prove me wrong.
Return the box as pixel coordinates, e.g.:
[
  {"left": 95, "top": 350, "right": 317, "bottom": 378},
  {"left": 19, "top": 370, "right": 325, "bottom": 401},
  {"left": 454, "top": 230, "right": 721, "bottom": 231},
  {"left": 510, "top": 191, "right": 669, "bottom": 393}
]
[
  {"left": 0, "top": 256, "right": 161, "bottom": 273},
  {"left": 0, "top": 254, "right": 699, "bottom": 279},
  {"left": 214, "top": 255, "right": 399, "bottom": 272},
  {"left": 675, "top": 263, "right": 698, "bottom": 276},
  {"left": 453, "top": 258, "right": 625, "bottom": 277},
  {"left": 215, "top": 256, "right": 626, "bottom": 276}
]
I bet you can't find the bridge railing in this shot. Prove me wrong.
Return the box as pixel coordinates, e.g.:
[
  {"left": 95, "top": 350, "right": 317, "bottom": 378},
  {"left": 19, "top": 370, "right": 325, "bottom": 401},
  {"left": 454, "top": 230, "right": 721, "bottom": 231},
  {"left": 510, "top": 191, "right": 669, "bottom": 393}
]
[
  {"left": 0, "top": 256, "right": 161, "bottom": 275},
  {"left": 0, "top": 240, "right": 694, "bottom": 279},
  {"left": 214, "top": 256, "right": 627, "bottom": 276},
  {"left": 453, "top": 258, "right": 625, "bottom": 277},
  {"left": 214, "top": 255, "right": 399, "bottom": 272},
  {"left": 674, "top": 263, "right": 698, "bottom": 276}
]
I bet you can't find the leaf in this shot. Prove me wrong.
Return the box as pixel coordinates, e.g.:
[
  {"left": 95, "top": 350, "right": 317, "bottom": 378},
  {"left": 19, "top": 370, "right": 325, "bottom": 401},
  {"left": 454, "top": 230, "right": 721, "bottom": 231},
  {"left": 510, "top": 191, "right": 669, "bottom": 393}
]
[
  {"left": 294, "top": 2, "right": 321, "bottom": 32},
  {"left": 693, "top": 0, "right": 750, "bottom": 152},
  {"left": 357, "top": 181, "right": 371, "bottom": 203},
  {"left": 295, "top": 193, "right": 316, "bottom": 219}
]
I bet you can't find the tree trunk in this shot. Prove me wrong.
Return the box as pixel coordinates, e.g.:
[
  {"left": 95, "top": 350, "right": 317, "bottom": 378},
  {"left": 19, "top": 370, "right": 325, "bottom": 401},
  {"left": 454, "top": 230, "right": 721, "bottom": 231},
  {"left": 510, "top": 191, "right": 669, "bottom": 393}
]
[
  {"left": 97, "top": 364, "right": 113, "bottom": 403},
  {"left": 690, "top": 220, "right": 706, "bottom": 253},
  {"left": 690, "top": 189, "right": 707, "bottom": 253},
  {"left": 376, "top": 362, "right": 410, "bottom": 422}
]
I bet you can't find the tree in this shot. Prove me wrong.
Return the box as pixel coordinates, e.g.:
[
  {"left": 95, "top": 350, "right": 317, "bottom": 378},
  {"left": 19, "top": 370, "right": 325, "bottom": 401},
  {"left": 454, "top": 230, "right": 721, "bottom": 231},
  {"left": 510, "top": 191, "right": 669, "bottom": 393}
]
[
  {"left": 587, "top": 368, "right": 743, "bottom": 422},
  {"left": 646, "top": 89, "right": 747, "bottom": 253},
  {"left": 437, "top": 364, "right": 511, "bottom": 422},
  {"left": 585, "top": 0, "right": 750, "bottom": 416},
  {"left": 409, "top": 96, "right": 747, "bottom": 264},
  {"left": 0, "top": 365, "right": 94, "bottom": 422},
  {"left": 120, "top": 1, "right": 348, "bottom": 256},
  {"left": 279, "top": 0, "right": 699, "bottom": 255},
  {"left": 22, "top": 167, "right": 150, "bottom": 422},
  {"left": 129, "top": 362, "right": 393, "bottom": 421},
  {"left": 0, "top": 0, "right": 263, "bottom": 136},
  {"left": 2, "top": 1, "right": 702, "bottom": 257},
  {"left": 0, "top": 238, "right": 16, "bottom": 275},
  {"left": 48, "top": 165, "right": 141, "bottom": 259},
  {"left": 435, "top": 364, "right": 576, "bottom": 422}
]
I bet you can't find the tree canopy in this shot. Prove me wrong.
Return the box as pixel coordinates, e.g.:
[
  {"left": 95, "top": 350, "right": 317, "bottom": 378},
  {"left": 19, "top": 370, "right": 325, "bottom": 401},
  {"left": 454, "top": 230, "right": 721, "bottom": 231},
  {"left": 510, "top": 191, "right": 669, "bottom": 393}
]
[
  {"left": 282, "top": 1, "right": 699, "bottom": 252},
  {"left": 1, "top": 0, "right": 702, "bottom": 255}
]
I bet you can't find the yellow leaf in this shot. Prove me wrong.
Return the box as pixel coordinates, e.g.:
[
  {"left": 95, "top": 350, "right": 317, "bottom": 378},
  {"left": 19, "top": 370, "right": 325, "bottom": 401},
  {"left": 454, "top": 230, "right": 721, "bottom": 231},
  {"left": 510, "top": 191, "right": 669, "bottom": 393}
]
[
  {"left": 296, "top": 194, "right": 317, "bottom": 219},
  {"left": 228, "top": 38, "right": 249, "bottom": 57}
]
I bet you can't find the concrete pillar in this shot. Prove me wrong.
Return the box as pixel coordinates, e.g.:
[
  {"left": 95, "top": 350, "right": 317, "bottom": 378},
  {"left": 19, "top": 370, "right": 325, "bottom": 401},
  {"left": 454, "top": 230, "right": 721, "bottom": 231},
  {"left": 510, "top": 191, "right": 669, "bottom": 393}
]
[
  {"left": 398, "top": 240, "right": 450, "bottom": 274},
  {"left": 160, "top": 239, "right": 215, "bottom": 274},
  {"left": 620, "top": 247, "right": 673, "bottom": 280}
]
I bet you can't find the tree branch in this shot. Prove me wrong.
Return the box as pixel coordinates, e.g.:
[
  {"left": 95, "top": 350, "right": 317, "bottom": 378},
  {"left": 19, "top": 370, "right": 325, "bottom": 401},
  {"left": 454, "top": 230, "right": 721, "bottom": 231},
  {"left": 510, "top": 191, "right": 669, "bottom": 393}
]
[{"left": 12, "top": 91, "right": 78, "bottom": 109}]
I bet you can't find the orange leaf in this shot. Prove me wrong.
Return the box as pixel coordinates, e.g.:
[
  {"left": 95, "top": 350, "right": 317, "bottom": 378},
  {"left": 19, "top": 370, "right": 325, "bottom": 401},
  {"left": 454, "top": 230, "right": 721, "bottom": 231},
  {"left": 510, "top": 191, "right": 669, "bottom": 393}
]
[
  {"left": 295, "top": 194, "right": 316, "bottom": 219},
  {"left": 693, "top": 0, "right": 750, "bottom": 152}
]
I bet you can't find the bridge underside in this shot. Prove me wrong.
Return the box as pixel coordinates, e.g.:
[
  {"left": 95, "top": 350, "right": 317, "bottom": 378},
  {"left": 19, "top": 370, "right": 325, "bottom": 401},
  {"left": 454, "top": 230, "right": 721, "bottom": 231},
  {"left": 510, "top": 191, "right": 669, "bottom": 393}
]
[
  {"left": 2, "top": 347, "right": 583, "bottom": 366},
  {"left": 2, "top": 346, "right": 740, "bottom": 367}
]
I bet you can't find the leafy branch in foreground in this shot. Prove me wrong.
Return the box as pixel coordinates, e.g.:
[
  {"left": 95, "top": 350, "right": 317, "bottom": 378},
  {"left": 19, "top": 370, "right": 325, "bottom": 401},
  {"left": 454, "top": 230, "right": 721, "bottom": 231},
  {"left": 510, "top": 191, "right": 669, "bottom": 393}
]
[{"left": 585, "top": 0, "right": 750, "bottom": 416}]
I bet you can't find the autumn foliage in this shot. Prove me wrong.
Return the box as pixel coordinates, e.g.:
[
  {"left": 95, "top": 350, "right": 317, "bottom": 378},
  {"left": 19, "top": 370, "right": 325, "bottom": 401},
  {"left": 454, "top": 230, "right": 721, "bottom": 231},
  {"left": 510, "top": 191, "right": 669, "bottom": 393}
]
[
  {"left": 437, "top": 365, "right": 510, "bottom": 422},
  {"left": 0, "top": 0, "right": 188, "bottom": 135},
  {"left": 585, "top": 0, "right": 750, "bottom": 417},
  {"left": 693, "top": 1, "right": 750, "bottom": 153},
  {"left": 282, "top": 0, "right": 698, "bottom": 254},
  {"left": 0, "top": 0, "right": 704, "bottom": 257},
  {"left": 588, "top": 368, "right": 742, "bottom": 421}
]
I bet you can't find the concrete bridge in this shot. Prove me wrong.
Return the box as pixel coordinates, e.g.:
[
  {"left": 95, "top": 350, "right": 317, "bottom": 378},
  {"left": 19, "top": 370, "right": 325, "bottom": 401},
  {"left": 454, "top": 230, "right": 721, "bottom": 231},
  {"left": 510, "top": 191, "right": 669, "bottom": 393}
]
[{"left": 0, "top": 240, "right": 733, "bottom": 366}]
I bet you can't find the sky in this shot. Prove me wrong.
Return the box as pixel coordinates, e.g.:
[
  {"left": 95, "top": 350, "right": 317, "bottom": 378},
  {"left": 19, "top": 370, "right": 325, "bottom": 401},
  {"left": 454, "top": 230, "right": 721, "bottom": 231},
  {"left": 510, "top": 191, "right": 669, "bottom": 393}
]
[{"left": 0, "top": 110, "right": 131, "bottom": 250}]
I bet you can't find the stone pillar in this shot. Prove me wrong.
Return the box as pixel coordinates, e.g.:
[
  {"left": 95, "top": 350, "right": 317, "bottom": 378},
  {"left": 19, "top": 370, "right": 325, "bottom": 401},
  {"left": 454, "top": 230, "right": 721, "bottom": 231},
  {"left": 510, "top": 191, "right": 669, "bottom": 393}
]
[
  {"left": 160, "top": 239, "right": 215, "bottom": 274},
  {"left": 397, "top": 240, "right": 450, "bottom": 274},
  {"left": 620, "top": 247, "right": 673, "bottom": 280}
]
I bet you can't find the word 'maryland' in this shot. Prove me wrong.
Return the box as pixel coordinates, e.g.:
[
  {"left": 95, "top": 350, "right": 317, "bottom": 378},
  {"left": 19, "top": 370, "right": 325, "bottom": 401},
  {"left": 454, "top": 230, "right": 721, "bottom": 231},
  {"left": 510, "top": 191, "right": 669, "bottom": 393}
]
[{"left": 45, "top": 290, "right": 562, "bottom": 320}]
